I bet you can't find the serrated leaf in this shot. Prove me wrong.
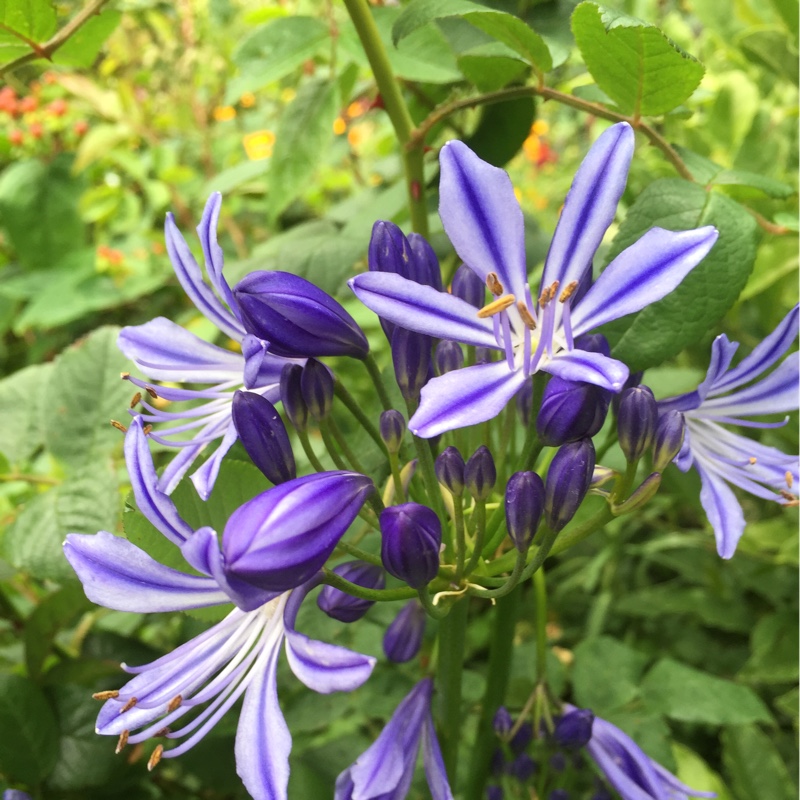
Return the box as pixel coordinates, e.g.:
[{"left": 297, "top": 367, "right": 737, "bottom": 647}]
[
  {"left": 722, "top": 725, "right": 797, "bottom": 800},
  {"left": 601, "top": 179, "right": 758, "bottom": 371},
  {"left": 457, "top": 49, "right": 529, "bottom": 92},
  {"left": 572, "top": 636, "right": 648, "bottom": 712},
  {"left": 0, "top": 362, "right": 51, "bottom": 464},
  {"left": 269, "top": 78, "right": 338, "bottom": 220},
  {"left": 571, "top": 3, "right": 704, "bottom": 116},
  {"left": 641, "top": 659, "right": 772, "bottom": 725},
  {"left": 0, "top": 673, "right": 60, "bottom": 784},
  {"left": 52, "top": 9, "right": 121, "bottom": 67},
  {"left": 0, "top": 0, "right": 56, "bottom": 41}
]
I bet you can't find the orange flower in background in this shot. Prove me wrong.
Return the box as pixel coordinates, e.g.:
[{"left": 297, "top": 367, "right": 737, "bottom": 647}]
[
  {"left": 240, "top": 92, "right": 256, "bottom": 108},
  {"left": 242, "top": 130, "right": 275, "bottom": 161},
  {"left": 213, "top": 105, "right": 236, "bottom": 122},
  {"left": 523, "top": 119, "right": 558, "bottom": 169},
  {"left": 332, "top": 116, "right": 347, "bottom": 135}
]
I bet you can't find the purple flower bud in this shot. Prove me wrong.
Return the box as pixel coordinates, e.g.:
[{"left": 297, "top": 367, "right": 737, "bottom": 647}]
[
  {"left": 549, "top": 752, "right": 567, "bottom": 772},
  {"left": 612, "top": 369, "right": 643, "bottom": 414},
  {"left": 493, "top": 706, "right": 513, "bottom": 737},
  {"left": 435, "top": 339, "right": 464, "bottom": 376},
  {"left": 516, "top": 379, "right": 534, "bottom": 427},
  {"left": 234, "top": 271, "right": 369, "bottom": 359},
  {"left": 465, "top": 445, "right": 496, "bottom": 501},
  {"left": 510, "top": 721, "right": 532, "bottom": 755},
  {"left": 300, "top": 358, "right": 334, "bottom": 421},
  {"left": 545, "top": 439, "right": 596, "bottom": 532},
  {"left": 536, "top": 376, "right": 610, "bottom": 446},
  {"left": 391, "top": 327, "right": 432, "bottom": 403},
  {"left": 490, "top": 748, "right": 506, "bottom": 777},
  {"left": 222, "top": 472, "right": 374, "bottom": 592},
  {"left": 508, "top": 753, "right": 537, "bottom": 782},
  {"left": 652, "top": 410, "right": 686, "bottom": 471},
  {"left": 380, "top": 503, "right": 441, "bottom": 588},
  {"left": 573, "top": 333, "right": 611, "bottom": 358},
  {"left": 369, "top": 220, "right": 411, "bottom": 276},
  {"left": 317, "top": 561, "right": 385, "bottom": 623},
  {"left": 553, "top": 708, "right": 594, "bottom": 748},
  {"left": 505, "top": 471, "right": 545, "bottom": 552},
  {"left": 231, "top": 391, "right": 296, "bottom": 485},
  {"left": 549, "top": 791, "right": 570, "bottom": 800},
  {"left": 380, "top": 410, "right": 406, "bottom": 454},
  {"left": 435, "top": 446, "right": 465, "bottom": 496},
  {"left": 451, "top": 263, "right": 485, "bottom": 308},
  {"left": 280, "top": 363, "right": 308, "bottom": 431},
  {"left": 487, "top": 786, "right": 503, "bottom": 800},
  {"left": 408, "top": 232, "right": 443, "bottom": 291},
  {"left": 383, "top": 599, "right": 426, "bottom": 662},
  {"left": 475, "top": 346, "right": 493, "bottom": 364},
  {"left": 617, "top": 385, "right": 658, "bottom": 462}
]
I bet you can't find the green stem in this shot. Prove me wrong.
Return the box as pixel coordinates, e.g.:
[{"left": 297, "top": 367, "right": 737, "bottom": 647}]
[
  {"left": 468, "top": 550, "right": 526, "bottom": 599},
  {"left": 322, "top": 568, "right": 419, "bottom": 601},
  {"left": 463, "top": 499, "right": 486, "bottom": 575},
  {"left": 418, "top": 585, "right": 451, "bottom": 620},
  {"left": 325, "top": 415, "right": 367, "bottom": 474},
  {"left": 335, "top": 540, "right": 383, "bottom": 566},
  {"left": 453, "top": 495, "right": 466, "bottom": 580},
  {"left": 533, "top": 568, "right": 548, "bottom": 683},
  {"left": 334, "top": 380, "right": 387, "bottom": 454},
  {"left": 549, "top": 506, "right": 614, "bottom": 556},
  {"left": 389, "top": 452, "right": 406, "bottom": 503},
  {"left": 363, "top": 353, "right": 393, "bottom": 412},
  {"left": 297, "top": 428, "right": 326, "bottom": 473},
  {"left": 319, "top": 421, "right": 349, "bottom": 470}
]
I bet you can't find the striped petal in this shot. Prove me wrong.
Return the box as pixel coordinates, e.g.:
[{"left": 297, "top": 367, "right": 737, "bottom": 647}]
[
  {"left": 541, "top": 349, "right": 628, "bottom": 393},
  {"left": 694, "top": 460, "right": 746, "bottom": 559},
  {"left": 197, "top": 192, "right": 239, "bottom": 316}
]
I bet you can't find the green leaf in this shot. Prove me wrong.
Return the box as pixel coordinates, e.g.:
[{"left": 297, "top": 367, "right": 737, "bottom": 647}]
[
  {"left": 709, "top": 169, "right": 796, "bottom": 199},
  {"left": 0, "top": 673, "right": 60, "bottom": 784},
  {"left": 641, "top": 658, "right": 772, "bottom": 725},
  {"left": 672, "top": 743, "right": 734, "bottom": 800},
  {"left": 464, "top": 95, "right": 536, "bottom": 167},
  {"left": 572, "top": 636, "right": 648, "bottom": 712},
  {"left": 722, "top": 725, "right": 797, "bottom": 800},
  {"left": 457, "top": 44, "right": 529, "bottom": 92},
  {"left": 72, "top": 123, "right": 133, "bottom": 173},
  {"left": 601, "top": 179, "right": 758, "bottom": 371},
  {"left": 738, "top": 611, "right": 799, "bottom": 684},
  {"left": 202, "top": 159, "right": 268, "bottom": 196},
  {"left": 0, "top": 362, "right": 52, "bottom": 464},
  {"left": 571, "top": 3, "right": 704, "bottom": 116},
  {"left": 0, "top": 157, "right": 85, "bottom": 271},
  {"left": 0, "top": 0, "right": 57, "bottom": 44},
  {"left": 268, "top": 78, "right": 338, "bottom": 220},
  {"left": 52, "top": 9, "right": 121, "bottom": 67},
  {"left": 602, "top": 708, "right": 674, "bottom": 769},
  {"left": 739, "top": 29, "right": 799, "bottom": 84}
]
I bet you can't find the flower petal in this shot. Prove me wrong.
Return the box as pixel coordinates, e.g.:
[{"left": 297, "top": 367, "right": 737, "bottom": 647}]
[
  {"left": 694, "top": 334, "right": 739, "bottom": 403},
  {"left": 571, "top": 226, "right": 719, "bottom": 336},
  {"left": 695, "top": 460, "right": 746, "bottom": 559},
  {"left": 542, "top": 122, "right": 634, "bottom": 291},
  {"left": 190, "top": 420, "right": 240, "bottom": 500},
  {"left": 64, "top": 532, "right": 228, "bottom": 612},
  {"left": 422, "top": 713, "right": 455, "bottom": 800},
  {"left": 349, "top": 272, "right": 499, "bottom": 349},
  {"left": 410, "top": 362, "right": 527, "bottom": 438},
  {"left": 541, "top": 350, "right": 628, "bottom": 393},
  {"left": 439, "top": 140, "right": 528, "bottom": 301},
  {"left": 197, "top": 192, "right": 239, "bottom": 315}
]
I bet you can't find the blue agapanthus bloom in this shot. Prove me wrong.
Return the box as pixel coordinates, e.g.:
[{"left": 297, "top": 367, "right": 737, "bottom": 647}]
[
  {"left": 350, "top": 123, "right": 718, "bottom": 437},
  {"left": 118, "top": 193, "right": 302, "bottom": 499},
  {"left": 335, "top": 678, "right": 453, "bottom": 800},
  {"left": 659, "top": 304, "right": 799, "bottom": 558}
]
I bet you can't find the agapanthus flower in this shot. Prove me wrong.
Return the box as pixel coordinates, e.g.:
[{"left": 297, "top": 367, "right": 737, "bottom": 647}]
[
  {"left": 118, "top": 193, "right": 302, "bottom": 499},
  {"left": 350, "top": 123, "right": 718, "bottom": 437},
  {"left": 334, "top": 679, "right": 453, "bottom": 800},
  {"left": 63, "top": 419, "right": 375, "bottom": 800},
  {"left": 659, "top": 304, "right": 799, "bottom": 558}
]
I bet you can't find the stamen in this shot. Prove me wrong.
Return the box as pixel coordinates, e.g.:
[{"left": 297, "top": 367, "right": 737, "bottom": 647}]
[
  {"left": 167, "top": 695, "right": 183, "bottom": 713},
  {"left": 93, "top": 690, "right": 120, "bottom": 701},
  {"left": 477, "top": 294, "right": 516, "bottom": 319},
  {"left": 486, "top": 272, "right": 504, "bottom": 296},
  {"left": 116, "top": 730, "right": 129, "bottom": 754},
  {"left": 130, "top": 392, "right": 142, "bottom": 409},
  {"left": 548, "top": 281, "right": 560, "bottom": 303},
  {"left": 121, "top": 372, "right": 130, "bottom": 380},
  {"left": 110, "top": 420, "right": 128, "bottom": 434},
  {"left": 154, "top": 727, "right": 172, "bottom": 737},
  {"left": 119, "top": 697, "right": 138, "bottom": 714},
  {"left": 142, "top": 424, "right": 153, "bottom": 436},
  {"left": 147, "top": 744, "right": 164, "bottom": 772},
  {"left": 501, "top": 312, "right": 515, "bottom": 370},
  {"left": 538, "top": 281, "right": 560, "bottom": 307},
  {"left": 559, "top": 280, "right": 579, "bottom": 303},
  {"left": 748, "top": 457, "right": 757, "bottom": 465},
  {"left": 786, "top": 471, "right": 794, "bottom": 489},
  {"left": 517, "top": 301, "right": 537, "bottom": 330},
  {"left": 145, "top": 386, "right": 159, "bottom": 399}
]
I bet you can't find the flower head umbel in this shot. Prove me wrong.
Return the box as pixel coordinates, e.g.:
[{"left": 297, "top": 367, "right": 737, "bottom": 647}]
[
  {"left": 350, "top": 123, "right": 719, "bottom": 437},
  {"left": 118, "top": 193, "right": 302, "bottom": 499},
  {"left": 63, "top": 419, "right": 375, "bottom": 800},
  {"left": 659, "top": 305, "right": 799, "bottom": 558},
  {"left": 335, "top": 679, "right": 453, "bottom": 800}
]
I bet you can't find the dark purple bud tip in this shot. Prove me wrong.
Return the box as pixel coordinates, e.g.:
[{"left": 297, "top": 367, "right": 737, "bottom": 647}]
[
  {"left": 516, "top": 379, "right": 534, "bottom": 427},
  {"left": 549, "top": 791, "right": 570, "bottom": 800},
  {"left": 505, "top": 471, "right": 545, "bottom": 552},
  {"left": 553, "top": 708, "right": 594, "bottom": 749},
  {"left": 232, "top": 391, "right": 296, "bottom": 485},
  {"left": 549, "top": 752, "right": 567, "bottom": 772},
  {"left": 234, "top": 270, "right": 369, "bottom": 359},
  {"left": 617, "top": 385, "right": 658, "bottom": 462},
  {"left": 493, "top": 706, "right": 513, "bottom": 737},
  {"left": 435, "top": 339, "right": 464, "bottom": 376},
  {"left": 508, "top": 753, "right": 537, "bottom": 782},
  {"left": 280, "top": 363, "right": 308, "bottom": 431},
  {"left": 573, "top": 333, "right": 611, "bottom": 358},
  {"left": 465, "top": 445, "right": 496, "bottom": 501},
  {"left": 451, "top": 263, "right": 485, "bottom": 308},
  {"left": 487, "top": 785, "right": 504, "bottom": 800},
  {"left": 383, "top": 598, "right": 426, "bottom": 662},
  {"left": 391, "top": 327, "right": 433, "bottom": 403},
  {"left": 545, "top": 439, "right": 596, "bottom": 532},
  {"left": 369, "top": 220, "right": 411, "bottom": 277},
  {"left": 536, "top": 377, "right": 610, "bottom": 446},
  {"left": 612, "top": 370, "right": 644, "bottom": 414},
  {"left": 435, "top": 446, "right": 465, "bottom": 496},
  {"left": 408, "top": 232, "right": 443, "bottom": 291},
  {"left": 380, "top": 502, "right": 441, "bottom": 589},
  {"left": 380, "top": 410, "right": 406, "bottom": 454},
  {"left": 300, "top": 358, "right": 334, "bottom": 421},
  {"left": 652, "top": 410, "right": 686, "bottom": 472},
  {"left": 510, "top": 721, "right": 533, "bottom": 755},
  {"left": 317, "top": 561, "right": 385, "bottom": 623}
]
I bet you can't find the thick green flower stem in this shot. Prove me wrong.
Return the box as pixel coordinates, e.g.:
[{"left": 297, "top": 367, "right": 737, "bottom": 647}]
[
  {"left": 318, "top": 421, "right": 349, "bottom": 470},
  {"left": 418, "top": 585, "right": 450, "bottom": 620},
  {"left": 333, "top": 380, "right": 387, "bottom": 454},
  {"left": 549, "top": 506, "right": 614, "bottom": 556},
  {"left": 453, "top": 495, "right": 466, "bottom": 580},
  {"left": 296, "top": 428, "right": 327, "bottom": 473},
  {"left": 388, "top": 451, "right": 406, "bottom": 504},
  {"left": 362, "top": 353, "right": 394, "bottom": 412},
  {"left": 436, "top": 596, "right": 469, "bottom": 785},
  {"left": 465, "top": 588, "right": 521, "bottom": 800},
  {"left": 468, "top": 551, "right": 526, "bottom": 600},
  {"left": 322, "top": 568, "right": 419, "bottom": 601},
  {"left": 533, "top": 568, "right": 548, "bottom": 684},
  {"left": 341, "top": 0, "right": 429, "bottom": 237},
  {"left": 463, "top": 499, "right": 487, "bottom": 575}
]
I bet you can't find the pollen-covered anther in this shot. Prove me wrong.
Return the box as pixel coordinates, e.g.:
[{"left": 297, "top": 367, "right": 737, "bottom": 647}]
[
  {"left": 115, "top": 730, "right": 129, "bottom": 754},
  {"left": 145, "top": 386, "right": 159, "bottom": 399},
  {"left": 119, "top": 696, "right": 138, "bottom": 714},
  {"left": 142, "top": 424, "right": 153, "bottom": 436},
  {"left": 477, "top": 294, "right": 516, "bottom": 319},
  {"left": 559, "top": 280, "right": 579, "bottom": 303},
  {"left": 486, "top": 272, "right": 504, "bottom": 296},
  {"left": 748, "top": 457, "right": 757, "bottom": 465},
  {"left": 785, "top": 471, "right": 794, "bottom": 489},
  {"left": 167, "top": 694, "right": 183, "bottom": 712},
  {"left": 92, "top": 690, "right": 120, "bottom": 701},
  {"left": 517, "top": 301, "right": 537, "bottom": 330},
  {"left": 154, "top": 727, "right": 172, "bottom": 737},
  {"left": 538, "top": 280, "right": 560, "bottom": 307},
  {"left": 110, "top": 420, "right": 128, "bottom": 433},
  {"left": 147, "top": 744, "right": 164, "bottom": 772},
  {"left": 779, "top": 490, "right": 799, "bottom": 506},
  {"left": 120, "top": 372, "right": 130, "bottom": 380},
  {"left": 129, "top": 392, "right": 142, "bottom": 409}
]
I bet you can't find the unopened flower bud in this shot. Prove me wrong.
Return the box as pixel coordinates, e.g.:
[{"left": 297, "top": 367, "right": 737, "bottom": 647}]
[
  {"left": 383, "top": 599, "right": 426, "bottom": 662},
  {"left": 380, "top": 410, "right": 406, "bottom": 454},
  {"left": 493, "top": 707, "right": 513, "bottom": 737},
  {"left": 380, "top": 503, "right": 441, "bottom": 588},
  {"left": 408, "top": 232, "right": 443, "bottom": 291},
  {"left": 231, "top": 391, "right": 296, "bottom": 485},
  {"left": 451, "top": 263, "right": 485, "bottom": 308},
  {"left": 611, "top": 472, "right": 662, "bottom": 515},
  {"left": 550, "top": 753, "right": 567, "bottom": 772},
  {"left": 391, "top": 327, "right": 432, "bottom": 403},
  {"left": 536, "top": 376, "right": 610, "bottom": 446},
  {"left": 435, "top": 446, "right": 466, "bottom": 496},
  {"left": 465, "top": 445, "right": 496, "bottom": 501},
  {"left": 234, "top": 271, "right": 369, "bottom": 359},
  {"left": 553, "top": 708, "right": 594, "bottom": 748},
  {"left": 300, "top": 358, "right": 334, "bottom": 421},
  {"left": 487, "top": 786, "right": 503, "bottom": 800},
  {"left": 510, "top": 721, "right": 533, "bottom": 755},
  {"left": 369, "top": 220, "right": 411, "bottom": 276},
  {"left": 516, "top": 379, "right": 533, "bottom": 427},
  {"left": 573, "top": 333, "right": 611, "bottom": 358},
  {"left": 612, "top": 370, "right": 643, "bottom": 414},
  {"left": 508, "top": 753, "right": 537, "bottom": 782},
  {"left": 317, "top": 561, "right": 385, "bottom": 623},
  {"left": 545, "top": 439, "right": 595, "bottom": 532},
  {"left": 652, "top": 410, "right": 686, "bottom": 471},
  {"left": 475, "top": 346, "right": 492, "bottom": 364},
  {"left": 617, "top": 385, "right": 657, "bottom": 462},
  {"left": 435, "top": 339, "right": 464, "bottom": 376},
  {"left": 280, "top": 363, "right": 308, "bottom": 431},
  {"left": 505, "top": 471, "right": 545, "bottom": 552},
  {"left": 549, "top": 791, "right": 570, "bottom": 800}
]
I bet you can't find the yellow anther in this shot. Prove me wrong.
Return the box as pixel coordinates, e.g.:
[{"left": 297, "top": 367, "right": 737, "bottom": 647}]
[
  {"left": 486, "top": 272, "right": 504, "bottom": 296},
  {"left": 539, "top": 280, "right": 560, "bottom": 307},
  {"left": 119, "top": 697, "right": 138, "bottom": 714},
  {"left": 116, "top": 730, "right": 129, "bottom": 754},
  {"left": 517, "top": 301, "right": 537, "bottom": 330},
  {"left": 786, "top": 471, "right": 794, "bottom": 489},
  {"left": 167, "top": 695, "right": 183, "bottom": 713},
  {"left": 748, "top": 457, "right": 757, "bottom": 465},
  {"left": 145, "top": 386, "right": 159, "bottom": 399},
  {"left": 147, "top": 744, "right": 164, "bottom": 772},
  {"left": 559, "top": 280, "right": 579, "bottom": 303},
  {"left": 548, "top": 280, "right": 560, "bottom": 303},
  {"left": 120, "top": 372, "right": 130, "bottom": 379},
  {"left": 130, "top": 392, "right": 142, "bottom": 409},
  {"left": 142, "top": 424, "right": 153, "bottom": 436},
  {"left": 477, "top": 295, "right": 516, "bottom": 319},
  {"left": 93, "top": 690, "right": 120, "bottom": 701}
]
